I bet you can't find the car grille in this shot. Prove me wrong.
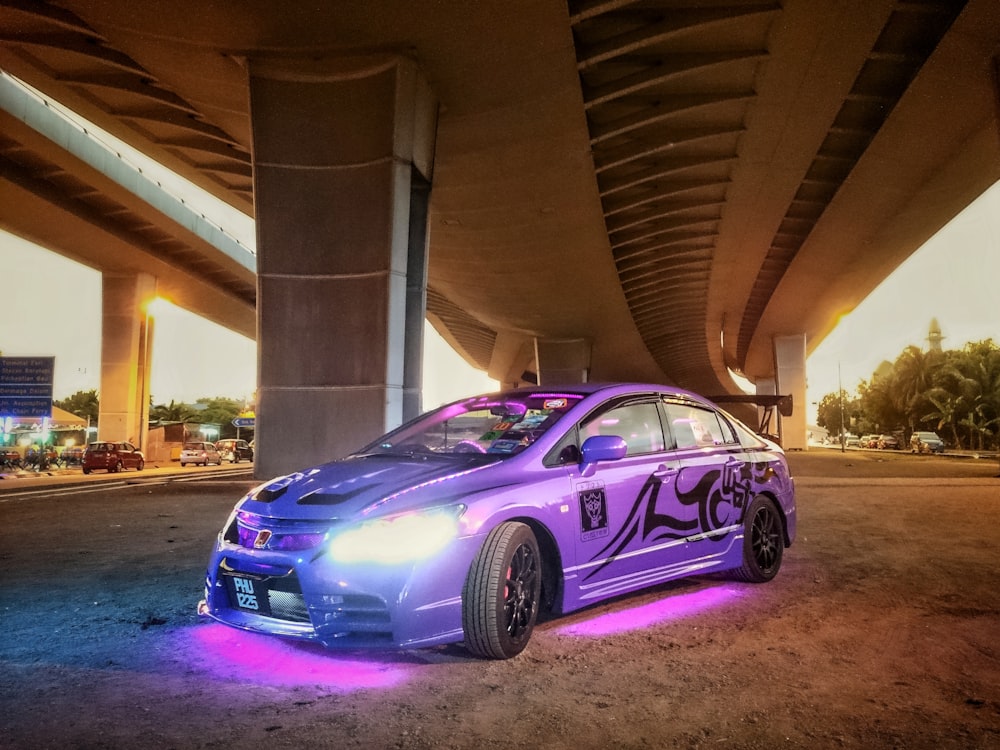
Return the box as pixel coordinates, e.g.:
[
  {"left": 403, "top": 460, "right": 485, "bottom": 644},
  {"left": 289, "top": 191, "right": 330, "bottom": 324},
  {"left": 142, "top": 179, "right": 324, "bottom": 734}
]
[
  {"left": 230, "top": 512, "right": 328, "bottom": 551},
  {"left": 267, "top": 588, "right": 310, "bottom": 622}
]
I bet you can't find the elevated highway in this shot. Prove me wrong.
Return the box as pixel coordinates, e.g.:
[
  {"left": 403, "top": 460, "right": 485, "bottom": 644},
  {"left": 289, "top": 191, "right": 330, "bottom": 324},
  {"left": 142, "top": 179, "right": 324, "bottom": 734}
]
[{"left": 1, "top": 1, "right": 998, "bottom": 473}]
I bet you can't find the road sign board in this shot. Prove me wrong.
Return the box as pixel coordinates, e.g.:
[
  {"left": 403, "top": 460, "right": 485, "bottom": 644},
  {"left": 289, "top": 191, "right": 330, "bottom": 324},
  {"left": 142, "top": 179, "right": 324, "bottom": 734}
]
[
  {"left": 0, "top": 357, "right": 54, "bottom": 418},
  {"left": 232, "top": 417, "right": 255, "bottom": 427}
]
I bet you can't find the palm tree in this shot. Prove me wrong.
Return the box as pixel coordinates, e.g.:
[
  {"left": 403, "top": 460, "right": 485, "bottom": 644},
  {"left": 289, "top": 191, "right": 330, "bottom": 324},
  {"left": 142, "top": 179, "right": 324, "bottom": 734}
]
[
  {"left": 150, "top": 399, "right": 194, "bottom": 423},
  {"left": 954, "top": 340, "right": 1000, "bottom": 451},
  {"left": 889, "top": 345, "right": 941, "bottom": 432}
]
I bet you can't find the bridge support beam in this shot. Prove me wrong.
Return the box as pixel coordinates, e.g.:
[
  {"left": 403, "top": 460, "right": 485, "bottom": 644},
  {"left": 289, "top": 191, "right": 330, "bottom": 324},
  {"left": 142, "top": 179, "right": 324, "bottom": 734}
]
[
  {"left": 97, "top": 273, "right": 155, "bottom": 452},
  {"left": 247, "top": 55, "right": 436, "bottom": 477},
  {"left": 773, "top": 334, "right": 807, "bottom": 450}
]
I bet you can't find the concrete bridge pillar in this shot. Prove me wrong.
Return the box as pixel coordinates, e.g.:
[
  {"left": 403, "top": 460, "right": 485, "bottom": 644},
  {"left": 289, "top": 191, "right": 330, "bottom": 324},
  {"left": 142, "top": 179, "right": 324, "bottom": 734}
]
[
  {"left": 773, "top": 334, "right": 807, "bottom": 450},
  {"left": 97, "top": 273, "right": 155, "bottom": 451},
  {"left": 247, "top": 55, "right": 437, "bottom": 477}
]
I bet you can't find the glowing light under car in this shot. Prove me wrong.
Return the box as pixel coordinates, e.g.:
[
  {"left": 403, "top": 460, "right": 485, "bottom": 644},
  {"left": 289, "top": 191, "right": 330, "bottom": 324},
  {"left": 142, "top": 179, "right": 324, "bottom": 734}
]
[
  {"left": 556, "top": 585, "right": 745, "bottom": 638},
  {"left": 186, "top": 624, "right": 410, "bottom": 690},
  {"left": 329, "top": 507, "right": 463, "bottom": 564}
]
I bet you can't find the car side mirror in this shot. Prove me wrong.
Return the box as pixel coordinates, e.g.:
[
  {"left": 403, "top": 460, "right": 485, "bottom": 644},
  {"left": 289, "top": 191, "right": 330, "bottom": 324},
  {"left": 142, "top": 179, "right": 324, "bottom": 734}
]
[{"left": 581, "top": 435, "right": 627, "bottom": 466}]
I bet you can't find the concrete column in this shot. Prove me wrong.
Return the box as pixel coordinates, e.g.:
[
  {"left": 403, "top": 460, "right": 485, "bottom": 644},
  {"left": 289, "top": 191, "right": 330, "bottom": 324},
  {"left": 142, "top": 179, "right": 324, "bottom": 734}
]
[
  {"left": 403, "top": 173, "right": 431, "bottom": 422},
  {"left": 98, "top": 273, "right": 155, "bottom": 450},
  {"left": 247, "top": 55, "right": 436, "bottom": 477},
  {"left": 773, "top": 334, "right": 807, "bottom": 450},
  {"left": 534, "top": 338, "right": 591, "bottom": 385}
]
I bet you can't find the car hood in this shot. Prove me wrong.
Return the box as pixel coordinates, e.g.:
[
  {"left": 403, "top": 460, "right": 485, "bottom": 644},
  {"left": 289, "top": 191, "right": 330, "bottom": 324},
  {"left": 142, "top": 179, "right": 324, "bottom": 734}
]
[{"left": 236, "top": 454, "right": 509, "bottom": 521}]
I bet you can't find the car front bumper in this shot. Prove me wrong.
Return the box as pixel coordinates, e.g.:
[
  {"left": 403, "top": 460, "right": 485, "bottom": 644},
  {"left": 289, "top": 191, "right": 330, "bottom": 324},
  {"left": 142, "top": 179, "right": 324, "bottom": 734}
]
[{"left": 199, "top": 532, "right": 485, "bottom": 650}]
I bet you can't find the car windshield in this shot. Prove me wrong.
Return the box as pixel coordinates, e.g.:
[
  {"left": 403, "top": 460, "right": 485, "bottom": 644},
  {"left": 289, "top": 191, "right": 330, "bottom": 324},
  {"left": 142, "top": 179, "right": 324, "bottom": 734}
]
[
  {"left": 358, "top": 391, "right": 586, "bottom": 459},
  {"left": 184, "top": 443, "right": 207, "bottom": 450}
]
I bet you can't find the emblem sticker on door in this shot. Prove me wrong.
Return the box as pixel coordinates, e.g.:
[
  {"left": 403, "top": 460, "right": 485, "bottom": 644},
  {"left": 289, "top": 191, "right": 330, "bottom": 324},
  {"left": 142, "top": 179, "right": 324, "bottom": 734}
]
[{"left": 577, "top": 481, "right": 609, "bottom": 541}]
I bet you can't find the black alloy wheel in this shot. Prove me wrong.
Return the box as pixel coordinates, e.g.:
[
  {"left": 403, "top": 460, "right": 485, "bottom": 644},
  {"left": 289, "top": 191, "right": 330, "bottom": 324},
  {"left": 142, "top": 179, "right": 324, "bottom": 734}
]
[
  {"left": 731, "top": 495, "right": 783, "bottom": 583},
  {"left": 463, "top": 522, "right": 541, "bottom": 659}
]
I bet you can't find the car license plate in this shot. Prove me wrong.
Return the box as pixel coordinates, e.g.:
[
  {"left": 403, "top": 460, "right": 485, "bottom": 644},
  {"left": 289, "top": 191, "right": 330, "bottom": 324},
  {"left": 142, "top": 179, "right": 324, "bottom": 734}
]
[{"left": 225, "top": 574, "right": 271, "bottom": 616}]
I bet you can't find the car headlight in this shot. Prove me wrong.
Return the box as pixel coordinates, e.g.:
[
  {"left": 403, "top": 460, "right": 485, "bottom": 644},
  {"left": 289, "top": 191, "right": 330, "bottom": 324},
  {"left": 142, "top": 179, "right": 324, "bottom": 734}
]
[{"left": 329, "top": 506, "right": 465, "bottom": 564}]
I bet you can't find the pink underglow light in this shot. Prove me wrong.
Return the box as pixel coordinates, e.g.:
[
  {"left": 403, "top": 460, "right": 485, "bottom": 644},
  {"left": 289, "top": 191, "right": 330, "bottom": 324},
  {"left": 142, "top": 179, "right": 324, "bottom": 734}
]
[
  {"left": 555, "top": 585, "right": 745, "bottom": 638},
  {"left": 182, "top": 624, "right": 411, "bottom": 690}
]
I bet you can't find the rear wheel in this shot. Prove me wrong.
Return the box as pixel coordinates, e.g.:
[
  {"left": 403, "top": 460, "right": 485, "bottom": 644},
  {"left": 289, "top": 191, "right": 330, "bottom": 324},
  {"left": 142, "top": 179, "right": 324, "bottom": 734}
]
[
  {"left": 462, "top": 522, "right": 541, "bottom": 659},
  {"left": 730, "top": 495, "right": 784, "bottom": 583}
]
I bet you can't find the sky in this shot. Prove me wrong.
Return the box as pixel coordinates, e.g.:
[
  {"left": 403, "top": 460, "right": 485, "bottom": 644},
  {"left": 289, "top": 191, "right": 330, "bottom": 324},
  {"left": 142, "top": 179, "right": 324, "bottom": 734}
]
[{"left": 1, "top": 70, "right": 997, "bottom": 420}]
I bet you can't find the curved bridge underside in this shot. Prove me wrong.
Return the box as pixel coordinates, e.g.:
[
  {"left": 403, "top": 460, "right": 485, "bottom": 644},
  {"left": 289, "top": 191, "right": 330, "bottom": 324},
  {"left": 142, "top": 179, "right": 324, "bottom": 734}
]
[{"left": 1, "top": 0, "right": 998, "bottom": 397}]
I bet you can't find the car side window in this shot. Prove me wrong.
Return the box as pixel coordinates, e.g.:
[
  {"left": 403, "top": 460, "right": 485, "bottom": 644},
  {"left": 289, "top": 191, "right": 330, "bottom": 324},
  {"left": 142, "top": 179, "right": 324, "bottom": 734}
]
[
  {"left": 580, "top": 401, "right": 665, "bottom": 456},
  {"left": 664, "top": 402, "right": 736, "bottom": 448}
]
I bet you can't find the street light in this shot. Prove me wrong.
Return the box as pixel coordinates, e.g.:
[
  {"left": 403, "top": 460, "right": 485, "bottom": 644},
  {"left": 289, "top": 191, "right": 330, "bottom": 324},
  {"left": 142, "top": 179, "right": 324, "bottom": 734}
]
[{"left": 839, "top": 362, "right": 846, "bottom": 454}]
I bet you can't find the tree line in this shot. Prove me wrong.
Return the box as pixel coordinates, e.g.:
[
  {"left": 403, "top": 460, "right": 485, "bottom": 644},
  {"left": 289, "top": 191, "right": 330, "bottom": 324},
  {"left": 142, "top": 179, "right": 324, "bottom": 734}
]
[
  {"left": 815, "top": 339, "right": 1000, "bottom": 451},
  {"left": 53, "top": 390, "right": 252, "bottom": 440}
]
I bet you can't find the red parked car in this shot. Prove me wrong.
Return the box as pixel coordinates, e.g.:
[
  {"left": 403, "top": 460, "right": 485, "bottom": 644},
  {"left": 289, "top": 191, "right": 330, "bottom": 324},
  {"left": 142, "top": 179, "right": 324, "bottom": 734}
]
[{"left": 82, "top": 441, "right": 145, "bottom": 474}]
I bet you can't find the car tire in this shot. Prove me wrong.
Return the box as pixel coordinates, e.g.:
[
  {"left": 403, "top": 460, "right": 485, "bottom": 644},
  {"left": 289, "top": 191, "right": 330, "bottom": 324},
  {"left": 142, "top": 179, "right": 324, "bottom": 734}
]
[
  {"left": 137, "top": 458, "right": 144, "bottom": 471},
  {"left": 462, "top": 521, "right": 541, "bottom": 659},
  {"left": 730, "top": 495, "right": 783, "bottom": 583},
  {"left": 114, "top": 460, "right": 123, "bottom": 473},
  {"left": 83, "top": 467, "right": 91, "bottom": 475}
]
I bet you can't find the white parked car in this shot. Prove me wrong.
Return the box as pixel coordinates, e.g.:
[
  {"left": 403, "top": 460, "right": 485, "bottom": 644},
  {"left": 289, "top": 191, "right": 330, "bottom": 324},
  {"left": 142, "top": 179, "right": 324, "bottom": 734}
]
[{"left": 180, "top": 441, "right": 222, "bottom": 466}]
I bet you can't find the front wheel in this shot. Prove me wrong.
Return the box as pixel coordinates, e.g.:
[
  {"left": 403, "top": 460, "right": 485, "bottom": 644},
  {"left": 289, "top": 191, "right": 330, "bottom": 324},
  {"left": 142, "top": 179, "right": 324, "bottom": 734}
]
[
  {"left": 730, "top": 495, "right": 784, "bottom": 583},
  {"left": 137, "top": 458, "right": 144, "bottom": 471},
  {"left": 462, "top": 522, "right": 541, "bottom": 659}
]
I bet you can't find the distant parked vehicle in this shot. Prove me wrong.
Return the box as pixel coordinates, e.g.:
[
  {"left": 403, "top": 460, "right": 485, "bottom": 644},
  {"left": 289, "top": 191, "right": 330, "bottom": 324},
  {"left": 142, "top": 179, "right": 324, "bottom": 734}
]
[
  {"left": 910, "top": 431, "right": 945, "bottom": 454},
  {"left": 180, "top": 441, "right": 222, "bottom": 466},
  {"left": 82, "top": 442, "right": 145, "bottom": 474},
  {"left": 215, "top": 439, "right": 253, "bottom": 463},
  {"left": 877, "top": 434, "right": 900, "bottom": 450}
]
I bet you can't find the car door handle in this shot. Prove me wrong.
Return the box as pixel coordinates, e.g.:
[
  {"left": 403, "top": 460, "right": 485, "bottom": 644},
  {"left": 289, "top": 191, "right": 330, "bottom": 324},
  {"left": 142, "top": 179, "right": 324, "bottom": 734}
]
[{"left": 653, "top": 464, "right": 679, "bottom": 478}]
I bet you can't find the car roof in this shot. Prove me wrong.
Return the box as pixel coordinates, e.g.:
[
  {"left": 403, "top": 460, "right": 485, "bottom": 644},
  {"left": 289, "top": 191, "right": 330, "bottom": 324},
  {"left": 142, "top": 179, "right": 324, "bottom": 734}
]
[{"left": 468, "top": 382, "right": 712, "bottom": 404}]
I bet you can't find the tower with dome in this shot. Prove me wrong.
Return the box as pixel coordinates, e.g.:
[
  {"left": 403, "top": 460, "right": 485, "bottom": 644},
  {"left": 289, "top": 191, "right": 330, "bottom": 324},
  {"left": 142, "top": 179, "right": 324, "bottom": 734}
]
[{"left": 927, "top": 318, "right": 944, "bottom": 352}]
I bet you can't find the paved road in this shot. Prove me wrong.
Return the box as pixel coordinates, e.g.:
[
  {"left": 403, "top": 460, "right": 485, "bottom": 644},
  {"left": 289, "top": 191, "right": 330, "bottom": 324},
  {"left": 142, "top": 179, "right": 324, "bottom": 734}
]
[{"left": 0, "top": 459, "right": 254, "bottom": 492}]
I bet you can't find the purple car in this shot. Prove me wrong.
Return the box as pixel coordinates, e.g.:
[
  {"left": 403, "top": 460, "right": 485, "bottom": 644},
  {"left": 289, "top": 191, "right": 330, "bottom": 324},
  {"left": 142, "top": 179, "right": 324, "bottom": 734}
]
[{"left": 198, "top": 383, "right": 796, "bottom": 658}]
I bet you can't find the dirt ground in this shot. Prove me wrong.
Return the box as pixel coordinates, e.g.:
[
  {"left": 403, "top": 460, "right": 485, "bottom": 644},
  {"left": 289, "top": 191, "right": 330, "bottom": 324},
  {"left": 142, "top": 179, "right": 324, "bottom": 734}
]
[{"left": 1, "top": 450, "right": 998, "bottom": 749}]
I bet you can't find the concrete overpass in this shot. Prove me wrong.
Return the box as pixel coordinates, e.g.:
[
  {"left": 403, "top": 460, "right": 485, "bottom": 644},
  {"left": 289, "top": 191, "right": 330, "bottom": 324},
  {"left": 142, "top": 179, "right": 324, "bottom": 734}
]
[{"left": 1, "top": 1, "right": 998, "bottom": 476}]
